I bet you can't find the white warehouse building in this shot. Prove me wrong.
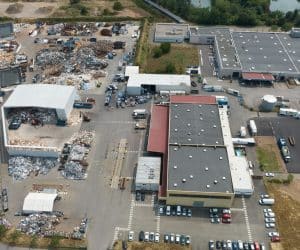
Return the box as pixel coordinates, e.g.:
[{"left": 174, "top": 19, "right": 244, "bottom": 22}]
[
  {"left": 135, "top": 156, "right": 161, "bottom": 191},
  {"left": 125, "top": 66, "right": 191, "bottom": 95}
]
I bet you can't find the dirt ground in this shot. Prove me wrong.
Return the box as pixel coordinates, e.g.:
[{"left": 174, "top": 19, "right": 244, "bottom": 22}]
[
  {"left": 255, "top": 136, "right": 287, "bottom": 173},
  {"left": 266, "top": 181, "right": 300, "bottom": 250},
  {"left": 0, "top": 0, "right": 148, "bottom": 19}
]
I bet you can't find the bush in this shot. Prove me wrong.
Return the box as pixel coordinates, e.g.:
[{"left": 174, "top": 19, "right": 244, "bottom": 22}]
[
  {"left": 113, "top": 1, "right": 123, "bottom": 11},
  {"left": 0, "top": 225, "right": 7, "bottom": 239},
  {"left": 49, "top": 236, "right": 62, "bottom": 248},
  {"left": 165, "top": 62, "right": 176, "bottom": 73},
  {"left": 160, "top": 42, "right": 171, "bottom": 54},
  {"left": 153, "top": 47, "right": 162, "bottom": 58}
]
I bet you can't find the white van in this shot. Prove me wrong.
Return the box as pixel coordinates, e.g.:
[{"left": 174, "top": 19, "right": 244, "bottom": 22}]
[
  {"left": 132, "top": 109, "right": 147, "bottom": 119},
  {"left": 176, "top": 205, "right": 181, "bottom": 216},
  {"left": 259, "top": 198, "right": 275, "bottom": 205},
  {"left": 166, "top": 205, "right": 171, "bottom": 216}
]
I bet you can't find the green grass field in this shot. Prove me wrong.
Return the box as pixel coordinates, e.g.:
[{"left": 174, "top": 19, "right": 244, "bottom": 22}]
[{"left": 257, "top": 146, "right": 281, "bottom": 172}]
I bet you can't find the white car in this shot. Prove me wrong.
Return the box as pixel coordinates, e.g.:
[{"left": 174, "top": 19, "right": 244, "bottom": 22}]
[
  {"left": 263, "top": 208, "right": 273, "bottom": 213},
  {"left": 265, "top": 217, "right": 276, "bottom": 223},
  {"left": 265, "top": 172, "right": 275, "bottom": 177},
  {"left": 227, "top": 240, "right": 232, "bottom": 249},
  {"left": 222, "top": 209, "right": 231, "bottom": 214},
  {"left": 260, "top": 194, "right": 270, "bottom": 199},
  {"left": 144, "top": 231, "right": 149, "bottom": 241},
  {"left": 128, "top": 231, "right": 134, "bottom": 241},
  {"left": 175, "top": 234, "right": 180, "bottom": 244},
  {"left": 265, "top": 223, "right": 276, "bottom": 228},
  {"left": 238, "top": 240, "right": 243, "bottom": 249},
  {"left": 154, "top": 232, "right": 160, "bottom": 243},
  {"left": 185, "top": 235, "right": 191, "bottom": 245},
  {"left": 268, "top": 232, "right": 279, "bottom": 237},
  {"left": 265, "top": 212, "right": 275, "bottom": 218},
  {"left": 170, "top": 233, "right": 175, "bottom": 243}
]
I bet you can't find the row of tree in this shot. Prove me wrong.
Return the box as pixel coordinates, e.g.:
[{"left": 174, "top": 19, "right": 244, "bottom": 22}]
[{"left": 154, "top": 0, "right": 300, "bottom": 30}]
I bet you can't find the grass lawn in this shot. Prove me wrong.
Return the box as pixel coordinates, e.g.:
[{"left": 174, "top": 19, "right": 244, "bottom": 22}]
[
  {"left": 256, "top": 146, "right": 281, "bottom": 172},
  {"left": 265, "top": 181, "right": 300, "bottom": 250},
  {"left": 114, "top": 240, "right": 191, "bottom": 250},
  {"left": 140, "top": 44, "right": 199, "bottom": 74}
]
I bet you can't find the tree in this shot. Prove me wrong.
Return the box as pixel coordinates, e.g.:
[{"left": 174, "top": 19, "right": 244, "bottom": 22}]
[
  {"left": 113, "top": 1, "right": 124, "bottom": 11},
  {"left": 80, "top": 5, "right": 88, "bottom": 15},
  {"left": 160, "top": 42, "right": 171, "bottom": 54},
  {"left": 236, "top": 9, "right": 258, "bottom": 26},
  {"left": 165, "top": 62, "right": 176, "bottom": 73},
  {"left": 153, "top": 47, "right": 162, "bottom": 58},
  {"left": 70, "top": 0, "right": 80, "bottom": 4}
]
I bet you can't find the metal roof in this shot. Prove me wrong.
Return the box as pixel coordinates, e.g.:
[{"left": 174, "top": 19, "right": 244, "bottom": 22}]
[
  {"left": 23, "top": 192, "right": 57, "bottom": 213},
  {"left": 242, "top": 72, "right": 275, "bottom": 81},
  {"left": 125, "top": 66, "right": 139, "bottom": 77},
  {"left": 136, "top": 157, "right": 161, "bottom": 185},
  {"left": 4, "top": 84, "right": 76, "bottom": 110},
  {"left": 127, "top": 73, "right": 191, "bottom": 88},
  {"left": 155, "top": 23, "right": 189, "bottom": 39},
  {"left": 170, "top": 95, "right": 216, "bottom": 104},
  {"left": 147, "top": 105, "right": 169, "bottom": 153}
]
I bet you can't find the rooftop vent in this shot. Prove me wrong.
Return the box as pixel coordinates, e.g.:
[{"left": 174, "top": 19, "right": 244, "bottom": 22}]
[
  {"left": 186, "top": 109, "right": 191, "bottom": 112},
  {"left": 187, "top": 132, "right": 191, "bottom": 135},
  {"left": 175, "top": 115, "right": 178, "bottom": 119},
  {"left": 211, "top": 110, "right": 215, "bottom": 113},
  {"left": 206, "top": 185, "right": 210, "bottom": 189},
  {"left": 203, "top": 148, "right": 207, "bottom": 152},
  {"left": 216, "top": 141, "right": 219, "bottom": 144},
  {"left": 222, "top": 176, "right": 226, "bottom": 180},
  {"left": 219, "top": 156, "right": 223, "bottom": 160},
  {"left": 174, "top": 147, "right": 178, "bottom": 151},
  {"left": 173, "top": 165, "right": 177, "bottom": 169},
  {"left": 174, "top": 183, "right": 178, "bottom": 187},
  {"left": 198, "top": 105, "right": 202, "bottom": 108},
  {"left": 174, "top": 104, "right": 178, "bottom": 107},
  {"left": 189, "top": 155, "right": 193, "bottom": 159},
  {"left": 187, "top": 123, "right": 191, "bottom": 127},
  {"left": 200, "top": 117, "right": 203, "bottom": 120},
  {"left": 201, "top": 129, "right": 204, "bottom": 132},
  {"left": 188, "top": 138, "right": 192, "bottom": 142},
  {"left": 198, "top": 133, "right": 201, "bottom": 136},
  {"left": 213, "top": 125, "right": 217, "bottom": 128},
  {"left": 283, "top": 59, "right": 287, "bottom": 62},
  {"left": 214, "top": 180, "right": 218, "bottom": 184},
  {"left": 174, "top": 128, "right": 178, "bottom": 132},
  {"left": 205, "top": 167, "right": 208, "bottom": 171},
  {"left": 182, "top": 178, "right": 186, "bottom": 183},
  {"left": 190, "top": 175, "right": 193, "bottom": 179}
]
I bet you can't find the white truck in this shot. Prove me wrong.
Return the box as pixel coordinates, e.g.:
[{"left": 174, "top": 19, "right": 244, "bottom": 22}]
[
  {"left": 240, "top": 126, "right": 247, "bottom": 137},
  {"left": 259, "top": 198, "right": 275, "bottom": 205},
  {"left": 249, "top": 120, "right": 257, "bottom": 136}
]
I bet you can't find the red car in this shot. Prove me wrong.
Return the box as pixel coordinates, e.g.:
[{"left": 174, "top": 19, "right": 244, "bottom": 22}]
[
  {"left": 222, "top": 213, "right": 231, "bottom": 219},
  {"left": 222, "top": 218, "right": 231, "bottom": 223},
  {"left": 271, "top": 236, "right": 281, "bottom": 242},
  {"left": 254, "top": 241, "right": 260, "bottom": 250}
]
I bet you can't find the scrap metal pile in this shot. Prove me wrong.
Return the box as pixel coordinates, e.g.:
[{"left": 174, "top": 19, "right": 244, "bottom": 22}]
[
  {"left": 60, "top": 131, "right": 94, "bottom": 180},
  {"left": 36, "top": 49, "right": 66, "bottom": 67},
  {"left": 17, "top": 213, "right": 61, "bottom": 236},
  {"left": 0, "top": 218, "right": 11, "bottom": 229},
  {"left": 8, "top": 157, "right": 57, "bottom": 180},
  {"left": 61, "top": 23, "right": 98, "bottom": 36}
]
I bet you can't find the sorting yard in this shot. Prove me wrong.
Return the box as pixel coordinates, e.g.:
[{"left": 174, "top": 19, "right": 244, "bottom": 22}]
[{"left": 266, "top": 180, "right": 300, "bottom": 250}]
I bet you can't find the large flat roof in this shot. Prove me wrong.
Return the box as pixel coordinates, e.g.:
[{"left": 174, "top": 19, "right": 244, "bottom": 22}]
[
  {"left": 23, "top": 192, "right": 57, "bottom": 213},
  {"left": 168, "top": 145, "right": 233, "bottom": 192},
  {"left": 232, "top": 31, "right": 299, "bottom": 74},
  {"left": 4, "top": 84, "right": 76, "bottom": 110},
  {"left": 169, "top": 103, "right": 224, "bottom": 145}
]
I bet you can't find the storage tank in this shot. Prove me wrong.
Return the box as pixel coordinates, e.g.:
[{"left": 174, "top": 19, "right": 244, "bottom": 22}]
[{"left": 261, "top": 95, "right": 277, "bottom": 112}]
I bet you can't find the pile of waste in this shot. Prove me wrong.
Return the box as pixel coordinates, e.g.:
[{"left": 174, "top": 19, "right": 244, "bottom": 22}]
[{"left": 8, "top": 157, "right": 57, "bottom": 180}]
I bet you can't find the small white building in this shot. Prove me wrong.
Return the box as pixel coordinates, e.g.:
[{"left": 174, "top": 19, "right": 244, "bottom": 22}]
[
  {"left": 126, "top": 66, "right": 191, "bottom": 95},
  {"left": 22, "top": 192, "right": 58, "bottom": 214},
  {"left": 135, "top": 157, "right": 161, "bottom": 191}
]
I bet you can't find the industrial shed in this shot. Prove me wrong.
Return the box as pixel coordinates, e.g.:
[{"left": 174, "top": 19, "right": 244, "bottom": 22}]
[
  {"left": 22, "top": 192, "right": 57, "bottom": 214},
  {"left": 126, "top": 66, "right": 191, "bottom": 95},
  {"left": 3, "top": 84, "right": 76, "bottom": 121},
  {"left": 135, "top": 157, "right": 161, "bottom": 191}
]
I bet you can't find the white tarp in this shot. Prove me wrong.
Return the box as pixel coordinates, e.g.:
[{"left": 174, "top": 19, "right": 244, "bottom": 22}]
[{"left": 23, "top": 192, "right": 57, "bottom": 214}]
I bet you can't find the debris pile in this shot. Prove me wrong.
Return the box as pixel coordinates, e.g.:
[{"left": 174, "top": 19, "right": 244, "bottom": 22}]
[
  {"left": 17, "top": 213, "right": 60, "bottom": 236},
  {"left": 8, "top": 157, "right": 57, "bottom": 180},
  {"left": 61, "top": 23, "right": 98, "bottom": 36},
  {"left": 71, "top": 217, "right": 88, "bottom": 239},
  {"left": 60, "top": 131, "right": 94, "bottom": 180},
  {"left": 36, "top": 49, "right": 66, "bottom": 67},
  {"left": 0, "top": 218, "right": 11, "bottom": 229}
]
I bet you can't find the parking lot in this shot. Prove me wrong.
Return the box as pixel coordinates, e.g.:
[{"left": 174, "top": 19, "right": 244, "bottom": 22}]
[{"left": 254, "top": 116, "right": 300, "bottom": 173}]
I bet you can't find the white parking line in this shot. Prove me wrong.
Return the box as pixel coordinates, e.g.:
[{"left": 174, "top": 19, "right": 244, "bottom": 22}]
[
  {"left": 151, "top": 193, "right": 155, "bottom": 206},
  {"left": 128, "top": 195, "right": 135, "bottom": 230},
  {"left": 242, "top": 196, "right": 253, "bottom": 242},
  {"left": 156, "top": 214, "right": 161, "bottom": 233},
  {"left": 134, "top": 203, "right": 153, "bottom": 207}
]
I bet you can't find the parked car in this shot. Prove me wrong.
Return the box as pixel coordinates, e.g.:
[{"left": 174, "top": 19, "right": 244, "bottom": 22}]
[
  {"left": 243, "top": 242, "right": 249, "bottom": 250},
  {"left": 249, "top": 242, "right": 255, "bottom": 250},
  {"left": 144, "top": 231, "right": 149, "bottom": 242},
  {"left": 227, "top": 240, "right": 232, "bottom": 249},
  {"left": 185, "top": 235, "right": 191, "bottom": 245},
  {"left": 216, "top": 240, "right": 221, "bottom": 249},
  {"left": 222, "top": 213, "right": 231, "bottom": 219},
  {"left": 237, "top": 240, "right": 243, "bottom": 250},
  {"left": 176, "top": 205, "right": 182, "bottom": 216},
  {"left": 232, "top": 241, "right": 238, "bottom": 250},
  {"left": 265, "top": 218, "right": 276, "bottom": 223},
  {"left": 128, "top": 231, "right": 134, "bottom": 241},
  {"left": 139, "top": 231, "right": 144, "bottom": 241},
  {"left": 180, "top": 235, "right": 185, "bottom": 245},
  {"left": 209, "top": 208, "right": 219, "bottom": 214},
  {"left": 2, "top": 189, "right": 7, "bottom": 196},
  {"left": 159, "top": 206, "right": 164, "bottom": 215},
  {"left": 171, "top": 206, "right": 176, "bottom": 216},
  {"left": 260, "top": 243, "right": 266, "bottom": 250},
  {"left": 268, "top": 232, "right": 279, "bottom": 237},
  {"left": 209, "top": 240, "right": 215, "bottom": 249},
  {"left": 187, "top": 208, "right": 192, "bottom": 217},
  {"left": 271, "top": 236, "right": 280, "bottom": 242},
  {"left": 175, "top": 234, "right": 180, "bottom": 244},
  {"left": 254, "top": 242, "right": 260, "bottom": 250},
  {"left": 9, "top": 117, "right": 21, "bottom": 130},
  {"left": 135, "top": 191, "right": 141, "bottom": 201},
  {"left": 141, "top": 192, "right": 145, "bottom": 201},
  {"left": 263, "top": 208, "right": 273, "bottom": 213},
  {"left": 170, "top": 233, "right": 175, "bottom": 243},
  {"left": 166, "top": 205, "right": 171, "bottom": 216},
  {"left": 222, "top": 217, "right": 231, "bottom": 223},
  {"left": 164, "top": 234, "right": 169, "bottom": 243},
  {"left": 154, "top": 232, "right": 160, "bottom": 243},
  {"left": 265, "top": 212, "right": 275, "bottom": 218},
  {"left": 222, "top": 209, "right": 231, "bottom": 214},
  {"left": 149, "top": 232, "right": 154, "bottom": 242},
  {"left": 260, "top": 194, "right": 270, "bottom": 199},
  {"left": 265, "top": 223, "right": 276, "bottom": 228},
  {"left": 221, "top": 240, "right": 227, "bottom": 249},
  {"left": 265, "top": 172, "right": 275, "bottom": 177},
  {"left": 182, "top": 207, "right": 187, "bottom": 216},
  {"left": 210, "top": 217, "right": 221, "bottom": 223}
]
